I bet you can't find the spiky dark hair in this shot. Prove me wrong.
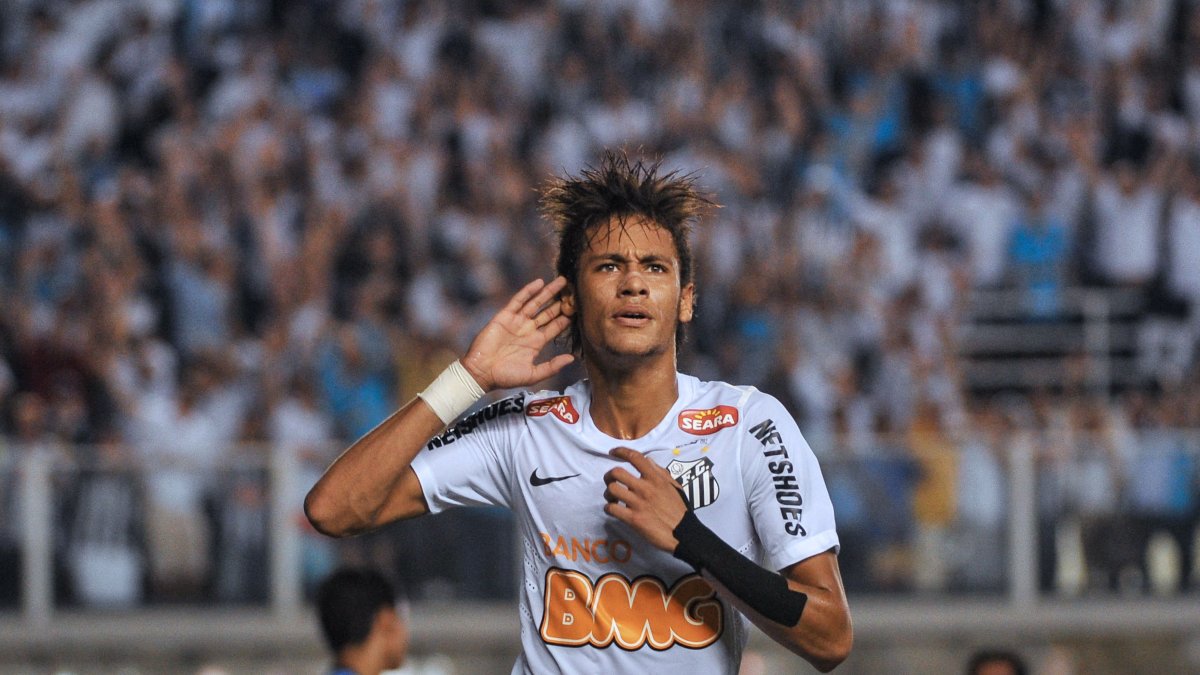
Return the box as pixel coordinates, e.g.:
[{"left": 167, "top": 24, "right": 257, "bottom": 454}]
[
  {"left": 540, "top": 149, "right": 714, "bottom": 351},
  {"left": 316, "top": 567, "right": 398, "bottom": 654}
]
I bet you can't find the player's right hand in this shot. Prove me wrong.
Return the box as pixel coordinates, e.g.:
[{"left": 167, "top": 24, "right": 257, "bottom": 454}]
[
  {"left": 603, "top": 447, "right": 688, "bottom": 553},
  {"left": 460, "top": 277, "right": 576, "bottom": 392}
]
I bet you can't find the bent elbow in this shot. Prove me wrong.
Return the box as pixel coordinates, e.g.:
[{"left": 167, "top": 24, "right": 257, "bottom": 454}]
[
  {"left": 304, "top": 488, "right": 352, "bottom": 538},
  {"left": 816, "top": 648, "right": 854, "bottom": 667},
  {"left": 810, "top": 625, "right": 853, "bottom": 672}
]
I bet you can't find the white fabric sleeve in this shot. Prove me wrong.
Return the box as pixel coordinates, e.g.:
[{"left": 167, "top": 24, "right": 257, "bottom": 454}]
[
  {"left": 739, "top": 391, "right": 840, "bottom": 572},
  {"left": 409, "top": 393, "right": 527, "bottom": 513}
]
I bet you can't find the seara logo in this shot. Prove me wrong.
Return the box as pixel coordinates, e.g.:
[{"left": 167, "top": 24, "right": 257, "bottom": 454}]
[
  {"left": 527, "top": 396, "right": 580, "bottom": 424},
  {"left": 539, "top": 568, "right": 722, "bottom": 651},
  {"left": 677, "top": 406, "right": 739, "bottom": 435}
]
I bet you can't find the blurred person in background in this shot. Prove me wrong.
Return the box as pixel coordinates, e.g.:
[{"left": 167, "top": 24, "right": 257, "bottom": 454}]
[
  {"left": 908, "top": 399, "right": 958, "bottom": 593},
  {"left": 316, "top": 566, "right": 409, "bottom": 675},
  {"left": 1069, "top": 398, "right": 1136, "bottom": 592},
  {"left": 271, "top": 371, "right": 339, "bottom": 597},
  {"left": 0, "top": 392, "right": 58, "bottom": 606},
  {"left": 1007, "top": 186, "right": 1069, "bottom": 319},
  {"left": 966, "top": 648, "right": 1027, "bottom": 675},
  {"left": 1123, "top": 391, "right": 1197, "bottom": 594},
  {"left": 951, "top": 404, "right": 1009, "bottom": 592},
  {"left": 122, "top": 360, "right": 233, "bottom": 600},
  {"left": 212, "top": 409, "right": 271, "bottom": 604},
  {"left": 1082, "top": 148, "right": 1173, "bottom": 291},
  {"left": 63, "top": 429, "right": 143, "bottom": 608}
]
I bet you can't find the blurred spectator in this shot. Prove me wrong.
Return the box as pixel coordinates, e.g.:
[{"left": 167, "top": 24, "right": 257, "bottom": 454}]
[
  {"left": 271, "top": 372, "right": 339, "bottom": 596},
  {"left": 1086, "top": 156, "right": 1169, "bottom": 289},
  {"left": 945, "top": 150, "right": 1020, "bottom": 288},
  {"left": 123, "top": 362, "right": 233, "bottom": 600},
  {"left": 63, "top": 434, "right": 143, "bottom": 608},
  {"left": 316, "top": 566, "right": 409, "bottom": 675},
  {"left": 951, "top": 404, "right": 1009, "bottom": 592},
  {"left": 1123, "top": 392, "right": 1197, "bottom": 594},
  {"left": 966, "top": 648, "right": 1027, "bottom": 675},
  {"left": 318, "top": 324, "right": 395, "bottom": 442},
  {"left": 204, "top": 396, "right": 271, "bottom": 605},
  {"left": 1069, "top": 399, "right": 1137, "bottom": 592},
  {"left": 1167, "top": 162, "right": 1200, "bottom": 314},
  {"left": 909, "top": 400, "right": 958, "bottom": 592},
  {"left": 1008, "top": 187, "right": 1069, "bottom": 318}
]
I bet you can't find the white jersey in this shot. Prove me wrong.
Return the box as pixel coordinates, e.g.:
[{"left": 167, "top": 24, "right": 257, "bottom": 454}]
[{"left": 410, "top": 373, "right": 839, "bottom": 674}]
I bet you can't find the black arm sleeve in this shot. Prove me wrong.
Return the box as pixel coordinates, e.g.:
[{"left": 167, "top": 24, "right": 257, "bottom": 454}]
[{"left": 672, "top": 499, "right": 808, "bottom": 627}]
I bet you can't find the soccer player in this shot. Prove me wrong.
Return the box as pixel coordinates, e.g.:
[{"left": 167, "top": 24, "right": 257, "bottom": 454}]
[
  {"left": 306, "top": 151, "right": 852, "bottom": 673},
  {"left": 315, "top": 567, "right": 409, "bottom": 675}
]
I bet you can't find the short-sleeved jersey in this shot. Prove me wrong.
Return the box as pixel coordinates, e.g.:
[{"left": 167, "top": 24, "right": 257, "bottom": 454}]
[{"left": 410, "top": 373, "right": 838, "bottom": 675}]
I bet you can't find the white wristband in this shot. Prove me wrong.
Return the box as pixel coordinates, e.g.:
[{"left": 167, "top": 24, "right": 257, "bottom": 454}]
[{"left": 418, "top": 360, "right": 486, "bottom": 425}]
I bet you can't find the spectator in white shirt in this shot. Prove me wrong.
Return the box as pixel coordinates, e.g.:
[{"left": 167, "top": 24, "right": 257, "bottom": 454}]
[
  {"left": 1166, "top": 163, "right": 1200, "bottom": 310},
  {"left": 943, "top": 150, "right": 1020, "bottom": 287},
  {"left": 1088, "top": 155, "right": 1170, "bottom": 287}
]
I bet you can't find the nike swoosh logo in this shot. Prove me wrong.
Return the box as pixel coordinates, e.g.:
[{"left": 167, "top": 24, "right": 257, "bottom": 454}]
[{"left": 530, "top": 469, "right": 580, "bottom": 487}]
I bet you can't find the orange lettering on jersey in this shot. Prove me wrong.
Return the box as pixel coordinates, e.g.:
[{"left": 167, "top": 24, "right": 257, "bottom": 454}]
[
  {"left": 541, "top": 569, "right": 594, "bottom": 645},
  {"left": 678, "top": 406, "right": 739, "bottom": 435},
  {"left": 539, "top": 532, "right": 634, "bottom": 564},
  {"left": 540, "top": 568, "right": 722, "bottom": 651},
  {"left": 592, "top": 576, "right": 682, "bottom": 649},
  {"left": 607, "top": 539, "right": 632, "bottom": 563},
  {"left": 526, "top": 396, "right": 580, "bottom": 424},
  {"left": 571, "top": 538, "right": 592, "bottom": 563},
  {"left": 662, "top": 575, "right": 724, "bottom": 647},
  {"left": 552, "top": 536, "right": 570, "bottom": 558}
]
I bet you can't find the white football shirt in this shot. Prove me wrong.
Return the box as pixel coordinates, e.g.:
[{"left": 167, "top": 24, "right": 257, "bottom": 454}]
[{"left": 410, "top": 373, "right": 839, "bottom": 674}]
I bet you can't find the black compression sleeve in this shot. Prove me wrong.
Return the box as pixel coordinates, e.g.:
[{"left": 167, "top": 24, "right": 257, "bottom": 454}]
[{"left": 672, "top": 500, "right": 808, "bottom": 627}]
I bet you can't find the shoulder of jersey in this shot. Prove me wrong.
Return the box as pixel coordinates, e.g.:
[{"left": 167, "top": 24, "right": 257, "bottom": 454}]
[
  {"left": 524, "top": 389, "right": 582, "bottom": 425},
  {"left": 674, "top": 378, "right": 756, "bottom": 436},
  {"left": 424, "top": 392, "right": 529, "bottom": 450}
]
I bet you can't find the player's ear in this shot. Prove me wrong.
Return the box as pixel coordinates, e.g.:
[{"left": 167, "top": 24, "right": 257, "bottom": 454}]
[
  {"left": 679, "top": 282, "right": 695, "bottom": 324},
  {"left": 560, "top": 283, "right": 576, "bottom": 317}
]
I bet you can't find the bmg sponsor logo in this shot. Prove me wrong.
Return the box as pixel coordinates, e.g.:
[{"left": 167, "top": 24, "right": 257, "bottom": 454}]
[{"left": 539, "top": 568, "right": 723, "bottom": 650}]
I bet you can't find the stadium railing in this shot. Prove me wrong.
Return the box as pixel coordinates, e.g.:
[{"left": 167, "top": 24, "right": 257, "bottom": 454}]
[{"left": 0, "top": 431, "right": 1197, "bottom": 661}]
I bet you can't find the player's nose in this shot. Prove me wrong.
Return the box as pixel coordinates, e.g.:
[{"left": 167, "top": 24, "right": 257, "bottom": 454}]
[{"left": 619, "top": 269, "right": 649, "bottom": 296}]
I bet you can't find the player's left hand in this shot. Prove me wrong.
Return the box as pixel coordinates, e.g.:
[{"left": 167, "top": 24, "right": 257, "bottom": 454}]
[{"left": 603, "top": 447, "right": 688, "bottom": 553}]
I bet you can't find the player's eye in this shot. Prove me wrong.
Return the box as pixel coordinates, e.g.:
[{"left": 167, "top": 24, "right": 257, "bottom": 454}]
[
  {"left": 647, "top": 263, "right": 667, "bottom": 273},
  {"left": 598, "top": 262, "right": 619, "bottom": 272}
]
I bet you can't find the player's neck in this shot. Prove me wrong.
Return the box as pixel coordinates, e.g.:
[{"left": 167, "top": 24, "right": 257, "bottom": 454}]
[{"left": 584, "top": 354, "right": 679, "bottom": 441}]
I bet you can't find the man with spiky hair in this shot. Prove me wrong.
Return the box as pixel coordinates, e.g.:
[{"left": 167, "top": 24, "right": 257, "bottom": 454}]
[{"left": 307, "top": 151, "right": 852, "bottom": 673}]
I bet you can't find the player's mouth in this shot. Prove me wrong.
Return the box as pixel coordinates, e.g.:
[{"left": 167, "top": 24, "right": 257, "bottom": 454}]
[{"left": 613, "top": 306, "right": 652, "bottom": 327}]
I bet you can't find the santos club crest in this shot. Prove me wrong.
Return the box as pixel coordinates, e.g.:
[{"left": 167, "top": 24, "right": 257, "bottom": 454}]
[{"left": 668, "top": 457, "right": 720, "bottom": 509}]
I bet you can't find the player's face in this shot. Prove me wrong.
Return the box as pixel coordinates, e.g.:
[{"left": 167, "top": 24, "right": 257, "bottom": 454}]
[{"left": 564, "top": 216, "right": 694, "bottom": 365}]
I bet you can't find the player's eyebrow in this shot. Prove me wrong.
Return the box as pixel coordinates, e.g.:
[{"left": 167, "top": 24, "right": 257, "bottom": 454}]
[{"left": 587, "top": 252, "right": 673, "bottom": 266}]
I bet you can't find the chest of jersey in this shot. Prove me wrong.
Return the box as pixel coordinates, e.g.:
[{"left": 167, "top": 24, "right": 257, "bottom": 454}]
[{"left": 511, "top": 403, "right": 756, "bottom": 575}]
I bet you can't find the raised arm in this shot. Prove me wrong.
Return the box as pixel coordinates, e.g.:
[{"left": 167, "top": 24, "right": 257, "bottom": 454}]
[
  {"left": 603, "top": 447, "right": 852, "bottom": 671},
  {"left": 304, "top": 277, "right": 575, "bottom": 537}
]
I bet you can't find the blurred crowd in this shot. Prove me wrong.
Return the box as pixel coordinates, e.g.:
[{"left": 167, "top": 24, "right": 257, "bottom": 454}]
[{"left": 1, "top": 0, "right": 1199, "bottom": 605}]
